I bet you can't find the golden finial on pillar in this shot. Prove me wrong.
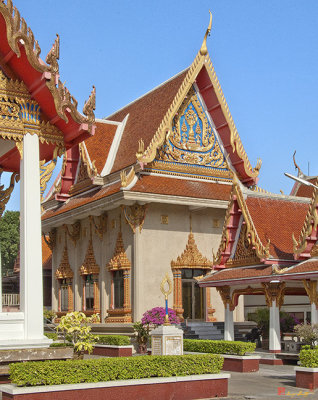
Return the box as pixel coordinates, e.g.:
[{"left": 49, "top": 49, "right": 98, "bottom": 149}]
[
  {"left": 200, "top": 10, "right": 212, "bottom": 56},
  {"left": 160, "top": 273, "right": 172, "bottom": 325}
]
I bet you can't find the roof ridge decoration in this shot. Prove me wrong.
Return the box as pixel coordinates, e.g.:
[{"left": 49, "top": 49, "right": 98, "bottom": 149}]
[
  {"left": 213, "top": 175, "right": 270, "bottom": 266},
  {"left": 107, "top": 231, "right": 131, "bottom": 271},
  {"left": 0, "top": 0, "right": 95, "bottom": 127},
  {"left": 292, "top": 178, "right": 318, "bottom": 257},
  {"left": 171, "top": 216, "right": 213, "bottom": 269},
  {"left": 136, "top": 12, "right": 260, "bottom": 182},
  {"left": 0, "top": 169, "right": 19, "bottom": 218}
]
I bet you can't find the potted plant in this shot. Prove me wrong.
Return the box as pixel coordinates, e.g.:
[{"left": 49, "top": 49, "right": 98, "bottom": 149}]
[{"left": 56, "top": 311, "right": 100, "bottom": 358}]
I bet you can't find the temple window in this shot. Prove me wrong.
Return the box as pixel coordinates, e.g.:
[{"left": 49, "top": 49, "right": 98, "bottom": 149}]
[
  {"left": 113, "top": 270, "right": 124, "bottom": 309},
  {"left": 55, "top": 246, "right": 74, "bottom": 314},
  {"left": 79, "top": 234, "right": 100, "bottom": 315}
]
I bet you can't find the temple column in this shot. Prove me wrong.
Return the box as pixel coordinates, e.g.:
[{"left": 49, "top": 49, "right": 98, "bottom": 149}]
[
  {"left": 262, "top": 282, "right": 285, "bottom": 353},
  {"left": 20, "top": 133, "right": 50, "bottom": 344},
  {"left": 133, "top": 228, "right": 141, "bottom": 321},
  {"left": 269, "top": 300, "right": 281, "bottom": 352},
  {"left": 217, "top": 286, "right": 235, "bottom": 341},
  {"left": 303, "top": 280, "right": 318, "bottom": 326},
  {"left": 224, "top": 304, "right": 234, "bottom": 341}
]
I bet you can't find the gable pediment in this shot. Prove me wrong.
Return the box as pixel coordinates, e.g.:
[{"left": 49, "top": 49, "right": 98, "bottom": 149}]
[{"left": 148, "top": 85, "right": 232, "bottom": 181}]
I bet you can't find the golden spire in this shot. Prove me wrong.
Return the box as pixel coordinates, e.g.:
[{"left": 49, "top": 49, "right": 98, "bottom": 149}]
[
  {"left": 107, "top": 229, "right": 131, "bottom": 271},
  {"left": 200, "top": 10, "right": 212, "bottom": 56}
]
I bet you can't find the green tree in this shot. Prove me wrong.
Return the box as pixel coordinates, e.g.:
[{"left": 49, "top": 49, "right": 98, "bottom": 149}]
[{"left": 0, "top": 211, "right": 20, "bottom": 276}]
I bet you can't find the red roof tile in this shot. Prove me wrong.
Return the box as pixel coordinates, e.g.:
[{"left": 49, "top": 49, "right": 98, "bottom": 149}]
[
  {"left": 292, "top": 178, "right": 318, "bottom": 198},
  {"left": 200, "top": 265, "right": 273, "bottom": 284},
  {"left": 131, "top": 175, "right": 232, "bottom": 201},
  {"left": 246, "top": 196, "right": 309, "bottom": 259},
  {"left": 285, "top": 259, "right": 318, "bottom": 274},
  {"left": 108, "top": 71, "right": 188, "bottom": 173}
]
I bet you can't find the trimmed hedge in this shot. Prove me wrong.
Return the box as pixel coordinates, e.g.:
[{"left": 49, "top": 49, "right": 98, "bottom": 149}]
[
  {"left": 44, "top": 333, "right": 58, "bottom": 341},
  {"left": 49, "top": 342, "right": 74, "bottom": 348},
  {"left": 96, "top": 335, "right": 130, "bottom": 346},
  {"left": 184, "top": 339, "right": 256, "bottom": 356},
  {"left": 10, "top": 354, "right": 223, "bottom": 387},
  {"left": 299, "top": 348, "right": 318, "bottom": 368}
]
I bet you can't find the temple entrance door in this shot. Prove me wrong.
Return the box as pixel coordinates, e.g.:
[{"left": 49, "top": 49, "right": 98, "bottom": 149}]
[{"left": 182, "top": 269, "right": 205, "bottom": 320}]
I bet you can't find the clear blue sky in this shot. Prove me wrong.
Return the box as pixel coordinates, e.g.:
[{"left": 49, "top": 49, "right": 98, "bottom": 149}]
[{"left": 2, "top": 0, "right": 318, "bottom": 210}]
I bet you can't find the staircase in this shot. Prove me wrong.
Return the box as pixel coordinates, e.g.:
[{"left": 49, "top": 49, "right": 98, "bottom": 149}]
[{"left": 181, "top": 321, "right": 257, "bottom": 341}]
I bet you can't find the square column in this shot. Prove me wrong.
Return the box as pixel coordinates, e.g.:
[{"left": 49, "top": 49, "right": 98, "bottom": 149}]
[
  {"left": 19, "top": 133, "right": 50, "bottom": 347},
  {"left": 311, "top": 303, "right": 318, "bottom": 325},
  {"left": 269, "top": 300, "right": 281, "bottom": 353},
  {"left": 224, "top": 304, "right": 234, "bottom": 341}
]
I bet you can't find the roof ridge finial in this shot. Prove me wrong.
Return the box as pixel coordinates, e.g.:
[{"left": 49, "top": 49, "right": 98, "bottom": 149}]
[
  {"left": 200, "top": 10, "right": 212, "bottom": 56},
  {"left": 293, "top": 150, "right": 305, "bottom": 178}
]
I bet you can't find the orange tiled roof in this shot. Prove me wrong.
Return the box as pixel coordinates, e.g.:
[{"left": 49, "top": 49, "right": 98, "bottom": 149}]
[
  {"left": 42, "top": 237, "right": 52, "bottom": 270},
  {"left": 84, "top": 121, "right": 118, "bottom": 175},
  {"left": 245, "top": 196, "right": 309, "bottom": 260},
  {"left": 285, "top": 259, "right": 318, "bottom": 274},
  {"left": 42, "top": 181, "right": 122, "bottom": 220},
  {"left": 293, "top": 178, "right": 318, "bottom": 198},
  {"left": 131, "top": 175, "right": 232, "bottom": 201},
  {"left": 200, "top": 265, "right": 273, "bottom": 284},
  {"left": 108, "top": 71, "right": 188, "bottom": 173}
]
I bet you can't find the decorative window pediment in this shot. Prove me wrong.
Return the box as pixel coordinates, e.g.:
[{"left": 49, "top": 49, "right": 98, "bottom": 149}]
[
  {"left": 55, "top": 246, "right": 73, "bottom": 279},
  {"left": 107, "top": 231, "right": 131, "bottom": 271},
  {"left": 79, "top": 238, "right": 100, "bottom": 275}
]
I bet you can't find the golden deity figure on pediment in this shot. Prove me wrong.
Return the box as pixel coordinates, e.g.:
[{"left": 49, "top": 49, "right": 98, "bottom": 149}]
[{"left": 155, "top": 86, "right": 228, "bottom": 175}]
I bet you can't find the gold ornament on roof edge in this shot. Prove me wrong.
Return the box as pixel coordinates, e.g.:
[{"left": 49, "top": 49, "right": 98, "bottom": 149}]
[{"left": 0, "top": 169, "right": 19, "bottom": 218}]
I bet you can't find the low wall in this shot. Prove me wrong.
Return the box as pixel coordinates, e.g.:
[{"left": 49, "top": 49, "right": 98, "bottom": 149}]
[
  {"left": 0, "top": 374, "right": 230, "bottom": 400},
  {"left": 92, "top": 345, "right": 133, "bottom": 357},
  {"left": 295, "top": 367, "right": 318, "bottom": 390},
  {"left": 222, "top": 355, "right": 260, "bottom": 373}
]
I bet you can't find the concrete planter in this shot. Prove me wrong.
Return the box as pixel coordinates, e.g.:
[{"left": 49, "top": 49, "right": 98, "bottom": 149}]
[
  {"left": 222, "top": 355, "right": 260, "bottom": 373},
  {"left": 0, "top": 373, "right": 230, "bottom": 400},
  {"left": 92, "top": 344, "right": 133, "bottom": 357},
  {"left": 295, "top": 367, "right": 318, "bottom": 390}
]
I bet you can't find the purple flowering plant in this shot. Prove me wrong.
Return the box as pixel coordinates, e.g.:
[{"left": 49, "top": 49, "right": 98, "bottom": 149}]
[{"left": 141, "top": 307, "right": 180, "bottom": 327}]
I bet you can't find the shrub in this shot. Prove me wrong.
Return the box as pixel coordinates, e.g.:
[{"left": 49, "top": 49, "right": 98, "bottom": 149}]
[
  {"left": 9, "top": 354, "right": 224, "bottom": 387},
  {"left": 43, "top": 308, "right": 56, "bottom": 323},
  {"left": 133, "top": 321, "right": 149, "bottom": 354},
  {"left": 294, "top": 323, "right": 318, "bottom": 348},
  {"left": 96, "top": 335, "right": 130, "bottom": 346},
  {"left": 141, "top": 307, "right": 180, "bottom": 326},
  {"left": 56, "top": 312, "right": 100, "bottom": 355},
  {"left": 49, "top": 342, "right": 74, "bottom": 348},
  {"left": 184, "top": 339, "right": 256, "bottom": 356},
  {"left": 44, "top": 332, "right": 58, "bottom": 341},
  {"left": 299, "top": 348, "right": 318, "bottom": 368}
]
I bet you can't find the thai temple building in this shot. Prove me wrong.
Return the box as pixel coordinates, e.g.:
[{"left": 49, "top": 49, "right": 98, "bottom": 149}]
[
  {"left": 0, "top": 0, "right": 317, "bottom": 353},
  {"left": 41, "top": 14, "right": 262, "bottom": 325}
]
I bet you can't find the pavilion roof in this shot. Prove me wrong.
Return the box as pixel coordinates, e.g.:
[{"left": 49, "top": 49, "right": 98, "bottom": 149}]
[{"left": 0, "top": 0, "right": 96, "bottom": 172}]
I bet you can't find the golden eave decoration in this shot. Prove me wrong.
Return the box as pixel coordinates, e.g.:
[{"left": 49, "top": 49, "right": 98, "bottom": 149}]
[
  {"left": 0, "top": 169, "right": 19, "bottom": 218},
  {"left": 55, "top": 246, "right": 73, "bottom": 279},
  {"left": 292, "top": 180, "right": 318, "bottom": 255},
  {"left": 0, "top": 0, "right": 95, "bottom": 128},
  {"left": 80, "top": 238, "right": 100, "bottom": 275},
  {"left": 213, "top": 175, "right": 270, "bottom": 266},
  {"left": 107, "top": 231, "right": 131, "bottom": 271},
  {"left": 171, "top": 231, "right": 213, "bottom": 270},
  {"left": 136, "top": 12, "right": 260, "bottom": 181}
]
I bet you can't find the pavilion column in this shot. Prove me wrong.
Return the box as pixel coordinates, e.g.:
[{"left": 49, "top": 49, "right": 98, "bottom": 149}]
[
  {"left": 262, "top": 282, "right": 285, "bottom": 353},
  {"left": 224, "top": 304, "right": 234, "bottom": 341},
  {"left": 20, "top": 133, "right": 47, "bottom": 341},
  {"left": 303, "top": 280, "right": 318, "bottom": 326},
  {"left": 217, "top": 286, "right": 235, "bottom": 341}
]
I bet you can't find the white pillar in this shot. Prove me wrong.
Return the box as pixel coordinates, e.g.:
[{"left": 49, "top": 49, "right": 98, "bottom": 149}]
[
  {"left": 20, "top": 133, "right": 49, "bottom": 344},
  {"left": 269, "top": 300, "right": 281, "bottom": 352},
  {"left": 133, "top": 228, "right": 141, "bottom": 322},
  {"left": 224, "top": 304, "right": 234, "bottom": 341},
  {"left": 311, "top": 303, "right": 318, "bottom": 326}
]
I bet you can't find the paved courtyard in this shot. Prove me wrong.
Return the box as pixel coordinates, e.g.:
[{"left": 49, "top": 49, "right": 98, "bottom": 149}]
[{"left": 218, "top": 364, "right": 317, "bottom": 400}]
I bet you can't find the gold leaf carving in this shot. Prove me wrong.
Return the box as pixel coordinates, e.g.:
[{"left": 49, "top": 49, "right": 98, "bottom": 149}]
[{"left": 122, "top": 204, "right": 147, "bottom": 233}]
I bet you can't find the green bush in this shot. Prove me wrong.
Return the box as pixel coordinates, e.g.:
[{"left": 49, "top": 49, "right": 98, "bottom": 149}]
[
  {"left": 96, "top": 335, "right": 130, "bottom": 346},
  {"left": 184, "top": 339, "right": 256, "bottom": 356},
  {"left": 299, "top": 348, "right": 318, "bottom": 368},
  {"left": 44, "top": 333, "right": 58, "bottom": 341},
  {"left": 10, "top": 354, "right": 223, "bottom": 387},
  {"left": 49, "top": 342, "right": 74, "bottom": 348}
]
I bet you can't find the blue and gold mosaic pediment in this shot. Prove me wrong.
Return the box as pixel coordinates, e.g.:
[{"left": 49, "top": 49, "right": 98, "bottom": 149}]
[{"left": 149, "top": 86, "right": 231, "bottom": 180}]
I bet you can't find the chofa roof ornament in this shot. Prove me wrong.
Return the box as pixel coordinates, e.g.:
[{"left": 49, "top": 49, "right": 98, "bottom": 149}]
[{"left": 200, "top": 10, "right": 212, "bottom": 56}]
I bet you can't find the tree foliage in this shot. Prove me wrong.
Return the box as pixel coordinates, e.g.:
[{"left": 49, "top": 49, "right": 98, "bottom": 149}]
[{"left": 0, "top": 211, "right": 20, "bottom": 275}]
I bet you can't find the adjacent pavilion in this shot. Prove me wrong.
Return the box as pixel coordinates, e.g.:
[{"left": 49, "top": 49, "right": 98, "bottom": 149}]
[{"left": 0, "top": 0, "right": 95, "bottom": 348}]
